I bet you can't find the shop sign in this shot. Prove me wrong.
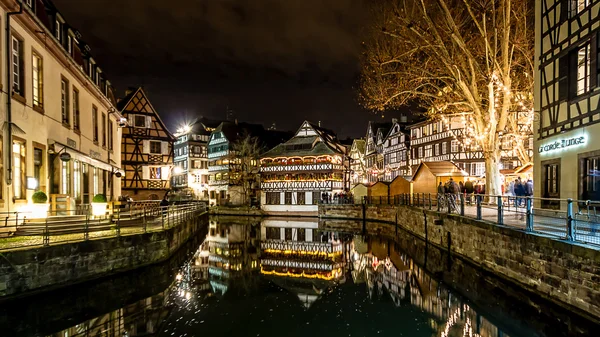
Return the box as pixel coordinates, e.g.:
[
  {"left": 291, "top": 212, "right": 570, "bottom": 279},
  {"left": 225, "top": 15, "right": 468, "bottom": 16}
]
[
  {"left": 90, "top": 150, "right": 102, "bottom": 159},
  {"left": 538, "top": 136, "right": 586, "bottom": 154}
]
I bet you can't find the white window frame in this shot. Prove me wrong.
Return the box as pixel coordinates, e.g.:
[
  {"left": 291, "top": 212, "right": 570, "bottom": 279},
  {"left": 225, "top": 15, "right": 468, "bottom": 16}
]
[
  {"left": 32, "top": 52, "right": 43, "bottom": 108},
  {"left": 577, "top": 44, "right": 591, "bottom": 96},
  {"left": 12, "top": 36, "right": 22, "bottom": 95},
  {"left": 61, "top": 79, "right": 70, "bottom": 125},
  {"left": 149, "top": 141, "right": 162, "bottom": 154},
  {"left": 442, "top": 142, "right": 448, "bottom": 154},
  {"left": 451, "top": 140, "right": 459, "bottom": 153},
  {"left": 133, "top": 115, "right": 147, "bottom": 128},
  {"left": 55, "top": 19, "right": 62, "bottom": 42}
]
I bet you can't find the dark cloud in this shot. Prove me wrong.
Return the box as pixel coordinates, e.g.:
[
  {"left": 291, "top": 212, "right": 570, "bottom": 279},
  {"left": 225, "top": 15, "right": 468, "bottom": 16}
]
[{"left": 51, "top": 0, "right": 391, "bottom": 137}]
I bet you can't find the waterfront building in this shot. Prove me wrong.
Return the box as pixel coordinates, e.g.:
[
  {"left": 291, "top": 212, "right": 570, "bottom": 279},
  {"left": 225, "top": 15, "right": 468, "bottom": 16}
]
[
  {"left": 260, "top": 218, "right": 346, "bottom": 295},
  {"left": 364, "top": 121, "right": 392, "bottom": 183},
  {"left": 0, "top": 0, "right": 124, "bottom": 213},
  {"left": 533, "top": 0, "right": 600, "bottom": 207},
  {"left": 207, "top": 121, "right": 290, "bottom": 206},
  {"left": 259, "top": 121, "right": 348, "bottom": 215},
  {"left": 349, "top": 138, "right": 366, "bottom": 185},
  {"left": 381, "top": 120, "right": 411, "bottom": 181},
  {"left": 206, "top": 218, "right": 260, "bottom": 295},
  {"left": 118, "top": 87, "right": 174, "bottom": 200},
  {"left": 171, "top": 119, "right": 222, "bottom": 200}
]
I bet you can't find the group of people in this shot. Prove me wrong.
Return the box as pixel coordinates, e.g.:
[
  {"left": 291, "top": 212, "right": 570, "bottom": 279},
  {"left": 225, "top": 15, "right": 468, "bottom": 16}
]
[
  {"left": 321, "top": 191, "right": 354, "bottom": 204},
  {"left": 505, "top": 177, "right": 533, "bottom": 207}
]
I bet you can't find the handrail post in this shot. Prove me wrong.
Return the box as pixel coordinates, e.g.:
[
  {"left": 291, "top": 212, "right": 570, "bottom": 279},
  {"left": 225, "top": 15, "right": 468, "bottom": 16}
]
[
  {"left": 162, "top": 206, "right": 165, "bottom": 229},
  {"left": 497, "top": 195, "right": 503, "bottom": 225},
  {"left": 421, "top": 193, "right": 425, "bottom": 207},
  {"left": 437, "top": 193, "right": 440, "bottom": 212},
  {"left": 143, "top": 207, "right": 147, "bottom": 233},
  {"left": 43, "top": 216, "right": 49, "bottom": 246},
  {"left": 416, "top": 193, "right": 420, "bottom": 207},
  {"left": 84, "top": 212, "right": 89, "bottom": 241},
  {"left": 566, "top": 198, "right": 574, "bottom": 241},
  {"left": 526, "top": 197, "right": 533, "bottom": 232},
  {"left": 460, "top": 193, "right": 465, "bottom": 216},
  {"left": 447, "top": 194, "right": 451, "bottom": 214},
  {"left": 428, "top": 193, "right": 432, "bottom": 210},
  {"left": 476, "top": 195, "right": 482, "bottom": 220}
]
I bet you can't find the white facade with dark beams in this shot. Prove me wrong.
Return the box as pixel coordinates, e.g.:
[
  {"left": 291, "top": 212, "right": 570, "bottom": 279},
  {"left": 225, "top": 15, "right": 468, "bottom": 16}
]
[
  {"left": 0, "top": 0, "right": 124, "bottom": 213},
  {"left": 534, "top": 0, "right": 600, "bottom": 208}
]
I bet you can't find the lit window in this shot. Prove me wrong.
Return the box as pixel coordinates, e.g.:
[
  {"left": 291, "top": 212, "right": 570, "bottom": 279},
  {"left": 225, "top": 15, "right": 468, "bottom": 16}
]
[
  {"left": 61, "top": 79, "right": 70, "bottom": 125},
  {"left": 451, "top": 140, "right": 459, "bottom": 153},
  {"left": 150, "top": 167, "right": 162, "bottom": 180},
  {"left": 13, "top": 141, "right": 25, "bottom": 199},
  {"left": 73, "top": 160, "right": 81, "bottom": 200},
  {"left": 61, "top": 160, "right": 70, "bottom": 195},
  {"left": 73, "top": 88, "right": 80, "bottom": 130},
  {"left": 32, "top": 52, "right": 43, "bottom": 108},
  {"left": 12, "top": 36, "right": 23, "bottom": 95},
  {"left": 577, "top": 44, "right": 591, "bottom": 96}
]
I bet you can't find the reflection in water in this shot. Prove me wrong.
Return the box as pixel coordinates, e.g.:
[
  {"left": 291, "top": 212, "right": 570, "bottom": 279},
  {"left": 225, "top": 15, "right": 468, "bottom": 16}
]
[
  {"left": 26, "top": 217, "right": 597, "bottom": 337},
  {"left": 351, "top": 237, "right": 510, "bottom": 337}
]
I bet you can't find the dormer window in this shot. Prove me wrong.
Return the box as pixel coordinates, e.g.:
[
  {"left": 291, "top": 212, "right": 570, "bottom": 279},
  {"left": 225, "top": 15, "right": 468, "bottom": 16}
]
[
  {"left": 67, "top": 35, "right": 73, "bottom": 55},
  {"left": 55, "top": 19, "right": 62, "bottom": 42}
]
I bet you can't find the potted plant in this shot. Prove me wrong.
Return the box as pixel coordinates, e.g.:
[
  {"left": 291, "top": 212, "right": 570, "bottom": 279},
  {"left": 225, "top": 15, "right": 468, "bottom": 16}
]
[
  {"left": 30, "top": 191, "right": 49, "bottom": 218},
  {"left": 92, "top": 193, "right": 108, "bottom": 217}
]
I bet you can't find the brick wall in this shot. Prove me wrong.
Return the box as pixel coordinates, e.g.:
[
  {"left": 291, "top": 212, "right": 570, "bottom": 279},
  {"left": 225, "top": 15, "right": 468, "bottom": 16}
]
[{"left": 0, "top": 212, "right": 208, "bottom": 298}]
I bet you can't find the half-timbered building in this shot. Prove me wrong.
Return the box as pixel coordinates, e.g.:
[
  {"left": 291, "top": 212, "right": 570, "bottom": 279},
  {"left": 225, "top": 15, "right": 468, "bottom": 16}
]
[
  {"left": 259, "top": 121, "right": 348, "bottom": 215},
  {"left": 349, "top": 139, "right": 366, "bottom": 185},
  {"left": 364, "top": 121, "right": 392, "bottom": 183},
  {"left": 408, "top": 118, "right": 486, "bottom": 176},
  {"left": 260, "top": 218, "right": 346, "bottom": 283},
  {"left": 117, "top": 87, "right": 174, "bottom": 200},
  {"left": 534, "top": 0, "right": 600, "bottom": 205},
  {"left": 0, "top": 0, "right": 124, "bottom": 214},
  {"left": 381, "top": 121, "right": 411, "bottom": 181}
]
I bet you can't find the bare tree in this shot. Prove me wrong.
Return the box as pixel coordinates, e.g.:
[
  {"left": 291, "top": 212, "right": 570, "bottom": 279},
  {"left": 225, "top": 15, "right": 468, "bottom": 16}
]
[
  {"left": 228, "top": 134, "right": 263, "bottom": 206},
  {"left": 360, "top": 0, "right": 534, "bottom": 196}
]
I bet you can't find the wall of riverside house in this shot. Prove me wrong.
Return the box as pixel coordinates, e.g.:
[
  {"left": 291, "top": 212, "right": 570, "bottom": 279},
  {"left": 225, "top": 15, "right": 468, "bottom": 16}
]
[
  {"left": 0, "top": 212, "right": 207, "bottom": 298},
  {"left": 318, "top": 204, "right": 600, "bottom": 321}
]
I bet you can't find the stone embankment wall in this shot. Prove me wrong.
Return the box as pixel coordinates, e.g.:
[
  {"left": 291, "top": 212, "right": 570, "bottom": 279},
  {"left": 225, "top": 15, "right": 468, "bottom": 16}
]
[
  {"left": 0, "top": 212, "right": 208, "bottom": 298},
  {"left": 319, "top": 204, "right": 600, "bottom": 321}
]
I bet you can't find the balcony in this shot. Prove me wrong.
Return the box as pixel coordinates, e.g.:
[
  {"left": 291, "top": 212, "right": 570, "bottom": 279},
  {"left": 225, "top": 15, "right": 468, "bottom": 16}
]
[
  {"left": 260, "top": 180, "right": 343, "bottom": 191},
  {"left": 260, "top": 163, "right": 343, "bottom": 172},
  {"left": 209, "top": 165, "right": 229, "bottom": 172}
]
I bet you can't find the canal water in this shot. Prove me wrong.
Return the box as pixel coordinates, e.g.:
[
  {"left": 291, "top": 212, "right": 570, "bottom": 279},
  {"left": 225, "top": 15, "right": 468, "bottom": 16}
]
[{"left": 1, "top": 216, "right": 598, "bottom": 337}]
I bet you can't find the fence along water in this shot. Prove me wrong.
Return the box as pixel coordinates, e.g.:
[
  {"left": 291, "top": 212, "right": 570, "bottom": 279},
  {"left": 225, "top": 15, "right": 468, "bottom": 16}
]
[
  {"left": 0, "top": 201, "right": 206, "bottom": 252},
  {"left": 321, "top": 193, "right": 600, "bottom": 247}
]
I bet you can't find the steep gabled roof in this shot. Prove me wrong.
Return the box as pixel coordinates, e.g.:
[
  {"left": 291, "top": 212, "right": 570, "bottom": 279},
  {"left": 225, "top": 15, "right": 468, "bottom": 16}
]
[
  {"left": 261, "top": 121, "right": 346, "bottom": 158},
  {"left": 413, "top": 161, "right": 468, "bottom": 179},
  {"left": 117, "top": 87, "right": 174, "bottom": 140},
  {"left": 351, "top": 139, "right": 366, "bottom": 154}
]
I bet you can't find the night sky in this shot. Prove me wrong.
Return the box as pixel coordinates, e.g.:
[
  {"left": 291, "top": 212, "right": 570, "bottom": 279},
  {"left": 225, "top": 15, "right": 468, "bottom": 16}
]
[{"left": 50, "top": 0, "right": 402, "bottom": 138}]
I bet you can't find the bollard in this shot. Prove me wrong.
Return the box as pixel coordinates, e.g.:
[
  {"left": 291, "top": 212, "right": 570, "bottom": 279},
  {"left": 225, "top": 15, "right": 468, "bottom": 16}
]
[
  {"left": 525, "top": 198, "right": 533, "bottom": 231},
  {"left": 476, "top": 195, "right": 482, "bottom": 220},
  {"left": 566, "top": 198, "right": 574, "bottom": 241},
  {"left": 497, "top": 196, "right": 504, "bottom": 225},
  {"left": 460, "top": 193, "right": 465, "bottom": 216}
]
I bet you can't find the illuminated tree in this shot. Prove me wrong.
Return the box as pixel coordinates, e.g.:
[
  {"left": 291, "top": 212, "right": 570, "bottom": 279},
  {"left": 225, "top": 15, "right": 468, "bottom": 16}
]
[{"left": 360, "top": 0, "right": 534, "bottom": 196}]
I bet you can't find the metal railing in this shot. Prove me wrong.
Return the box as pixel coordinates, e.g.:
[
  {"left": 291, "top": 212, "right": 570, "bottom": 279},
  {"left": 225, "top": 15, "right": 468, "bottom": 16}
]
[
  {"left": 322, "top": 193, "right": 600, "bottom": 247},
  {"left": 0, "top": 202, "right": 206, "bottom": 252}
]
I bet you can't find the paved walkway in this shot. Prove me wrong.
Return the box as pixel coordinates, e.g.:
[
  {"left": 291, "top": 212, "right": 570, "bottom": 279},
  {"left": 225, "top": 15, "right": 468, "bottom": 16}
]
[{"left": 423, "top": 201, "right": 600, "bottom": 246}]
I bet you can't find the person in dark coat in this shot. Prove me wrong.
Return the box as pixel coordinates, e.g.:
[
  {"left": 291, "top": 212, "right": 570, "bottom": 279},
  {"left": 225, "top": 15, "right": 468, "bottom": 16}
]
[{"left": 160, "top": 195, "right": 169, "bottom": 216}]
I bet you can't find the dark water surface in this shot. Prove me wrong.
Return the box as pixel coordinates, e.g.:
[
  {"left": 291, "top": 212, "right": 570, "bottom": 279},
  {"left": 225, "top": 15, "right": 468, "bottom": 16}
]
[{"left": 1, "top": 216, "right": 598, "bottom": 337}]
